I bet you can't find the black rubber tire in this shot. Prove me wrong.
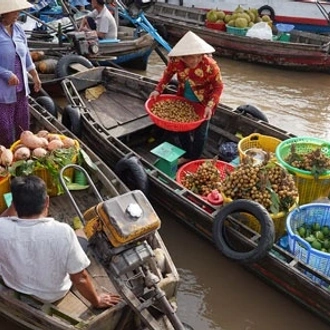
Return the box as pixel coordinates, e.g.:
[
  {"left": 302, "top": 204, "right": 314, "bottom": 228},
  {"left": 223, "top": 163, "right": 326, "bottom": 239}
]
[
  {"left": 212, "top": 199, "right": 275, "bottom": 264},
  {"left": 115, "top": 155, "right": 149, "bottom": 195},
  {"left": 235, "top": 104, "right": 269, "bottom": 123},
  {"left": 61, "top": 105, "right": 82, "bottom": 137},
  {"left": 55, "top": 54, "right": 94, "bottom": 78},
  {"left": 258, "top": 5, "right": 275, "bottom": 21},
  {"left": 35, "top": 96, "right": 58, "bottom": 118}
]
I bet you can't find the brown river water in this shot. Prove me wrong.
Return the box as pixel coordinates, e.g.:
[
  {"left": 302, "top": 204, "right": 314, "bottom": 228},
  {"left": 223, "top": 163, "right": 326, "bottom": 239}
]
[{"left": 2, "top": 53, "right": 330, "bottom": 329}]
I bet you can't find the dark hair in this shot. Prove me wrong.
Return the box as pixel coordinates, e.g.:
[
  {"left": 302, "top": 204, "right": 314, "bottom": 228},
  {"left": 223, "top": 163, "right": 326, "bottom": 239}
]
[{"left": 11, "top": 175, "right": 48, "bottom": 217}]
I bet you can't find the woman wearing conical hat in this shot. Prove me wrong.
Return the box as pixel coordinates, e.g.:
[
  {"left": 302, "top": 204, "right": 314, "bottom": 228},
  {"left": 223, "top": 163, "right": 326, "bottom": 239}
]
[
  {"left": 0, "top": 0, "right": 41, "bottom": 147},
  {"left": 149, "top": 31, "right": 224, "bottom": 165}
]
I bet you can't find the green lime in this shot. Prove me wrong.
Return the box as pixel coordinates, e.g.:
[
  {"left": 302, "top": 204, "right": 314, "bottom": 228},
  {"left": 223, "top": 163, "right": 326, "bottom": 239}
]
[
  {"left": 323, "top": 239, "right": 330, "bottom": 249},
  {"left": 315, "top": 231, "right": 324, "bottom": 240},
  {"left": 305, "top": 235, "right": 316, "bottom": 243},
  {"left": 322, "top": 226, "right": 330, "bottom": 237},
  {"left": 312, "top": 222, "right": 321, "bottom": 231},
  {"left": 312, "top": 240, "right": 322, "bottom": 250},
  {"left": 298, "top": 226, "right": 306, "bottom": 237}
]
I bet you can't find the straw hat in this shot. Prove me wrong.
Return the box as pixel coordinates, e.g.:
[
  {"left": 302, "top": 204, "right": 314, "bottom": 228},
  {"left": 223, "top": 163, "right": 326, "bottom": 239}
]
[
  {"left": 0, "top": 0, "right": 32, "bottom": 15},
  {"left": 168, "top": 31, "right": 215, "bottom": 57}
]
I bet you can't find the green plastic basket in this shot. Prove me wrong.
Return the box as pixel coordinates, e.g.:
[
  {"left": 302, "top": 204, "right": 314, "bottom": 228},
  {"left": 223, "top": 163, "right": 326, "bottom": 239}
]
[
  {"left": 275, "top": 137, "right": 330, "bottom": 205},
  {"left": 226, "top": 25, "right": 249, "bottom": 36}
]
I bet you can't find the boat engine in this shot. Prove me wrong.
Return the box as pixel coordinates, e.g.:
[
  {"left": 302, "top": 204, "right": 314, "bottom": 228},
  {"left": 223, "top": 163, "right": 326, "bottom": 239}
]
[
  {"left": 66, "top": 31, "right": 99, "bottom": 56},
  {"left": 59, "top": 164, "right": 188, "bottom": 330},
  {"left": 84, "top": 190, "right": 186, "bottom": 329}
]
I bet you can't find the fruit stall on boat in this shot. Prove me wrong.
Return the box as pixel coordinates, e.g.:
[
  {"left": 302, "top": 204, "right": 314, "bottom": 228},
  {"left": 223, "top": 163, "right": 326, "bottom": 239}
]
[
  {"left": 39, "top": 65, "right": 330, "bottom": 325},
  {"left": 0, "top": 96, "right": 189, "bottom": 330},
  {"left": 146, "top": 0, "right": 330, "bottom": 34},
  {"left": 143, "top": 3, "right": 330, "bottom": 73}
]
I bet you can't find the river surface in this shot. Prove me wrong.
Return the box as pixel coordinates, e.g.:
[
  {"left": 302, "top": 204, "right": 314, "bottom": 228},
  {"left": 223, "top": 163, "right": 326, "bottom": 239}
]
[{"left": 2, "top": 53, "right": 330, "bottom": 329}]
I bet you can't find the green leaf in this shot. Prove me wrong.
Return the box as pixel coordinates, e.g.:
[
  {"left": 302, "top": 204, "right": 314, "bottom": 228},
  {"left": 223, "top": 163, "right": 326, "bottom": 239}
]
[
  {"left": 66, "top": 183, "right": 90, "bottom": 191},
  {"left": 79, "top": 149, "right": 98, "bottom": 170}
]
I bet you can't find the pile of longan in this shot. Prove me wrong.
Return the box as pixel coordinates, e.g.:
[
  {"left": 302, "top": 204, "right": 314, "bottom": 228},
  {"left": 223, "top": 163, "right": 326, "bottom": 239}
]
[
  {"left": 222, "top": 158, "right": 298, "bottom": 213},
  {"left": 181, "top": 160, "right": 225, "bottom": 196},
  {"left": 285, "top": 147, "right": 330, "bottom": 174},
  {"left": 151, "top": 99, "right": 200, "bottom": 122}
]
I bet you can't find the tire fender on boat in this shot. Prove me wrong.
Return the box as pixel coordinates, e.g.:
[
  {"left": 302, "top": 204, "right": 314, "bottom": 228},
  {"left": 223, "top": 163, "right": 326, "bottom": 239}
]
[
  {"left": 55, "top": 54, "right": 94, "bottom": 78},
  {"left": 35, "top": 96, "right": 58, "bottom": 118},
  {"left": 115, "top": 155, "right": 149, "bottom": 195},
  {"left": 212, "top": 199, "right": 275, "bottom": 264},
  {"left": 61, "top": 105, "right": 82, "bottom": 137},
  {"left": 258, "top": 5, "right": 275, "bottom": 21},
  {"left": 235, "top": 104, "right": 269, "bottom": 122}
]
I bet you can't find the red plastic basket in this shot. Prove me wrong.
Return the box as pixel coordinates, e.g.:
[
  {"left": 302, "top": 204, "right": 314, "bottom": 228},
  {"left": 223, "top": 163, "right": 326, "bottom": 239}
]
[
  {"left": 205, "top": 21, "right": 226, "bottom": 31},
  {"left": 176, "top": 159, "right": 235, "bottom": 185},
  {"left": 145, "top": 95, "right": 205, "bottom": 132}
]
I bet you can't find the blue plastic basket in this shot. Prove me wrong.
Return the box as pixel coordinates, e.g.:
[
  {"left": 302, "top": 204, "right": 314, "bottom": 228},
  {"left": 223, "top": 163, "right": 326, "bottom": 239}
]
[
  {"left": 276, "top": 23, "right": 295, "bottom": 33},
  {"left": 286, "top": 203, "right": 330, "bottom": 285}
]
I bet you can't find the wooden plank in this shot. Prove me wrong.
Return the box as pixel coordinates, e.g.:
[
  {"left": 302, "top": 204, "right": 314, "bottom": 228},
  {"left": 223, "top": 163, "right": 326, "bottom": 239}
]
[
  {"left": 54, "top": 291, "right": 93, "bottom": 321},
  {"left": 82, "top": 90, "right": 151, "bottom": 134},
  {"left": 69, "top": 63, "right": 91, "bottom": 73}
]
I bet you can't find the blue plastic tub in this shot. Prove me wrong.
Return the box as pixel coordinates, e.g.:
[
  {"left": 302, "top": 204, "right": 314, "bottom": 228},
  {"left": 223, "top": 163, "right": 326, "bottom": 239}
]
[
  {"left": 276, "top": 23, "right": 295, "bottom": 33},
  {"left": 286, "top": 203, "right": 330, "bottom": 285}
]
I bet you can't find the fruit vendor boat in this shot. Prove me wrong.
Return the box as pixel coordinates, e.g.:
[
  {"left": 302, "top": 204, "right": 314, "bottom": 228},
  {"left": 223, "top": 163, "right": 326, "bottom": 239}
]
[
  {"left": 20, "top": 0, "right": 171, "bottom": 71},
  {"left": 55, "top": 65, "right": 330, "bottom": 326},
  {"left": 0, "top": 96, "right": 188, "bottom": 330},
  {"left": 144, "top": 0, "right": 330, "bottom": 34},
  {"left": 143, "top": 3, "right": 330, "bottom": 73}
]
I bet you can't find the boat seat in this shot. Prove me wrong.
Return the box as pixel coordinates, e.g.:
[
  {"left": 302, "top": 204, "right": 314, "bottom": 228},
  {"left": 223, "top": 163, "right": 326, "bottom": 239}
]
[{"left": 0, "top": 277, "right": 92, "bottom": 325}]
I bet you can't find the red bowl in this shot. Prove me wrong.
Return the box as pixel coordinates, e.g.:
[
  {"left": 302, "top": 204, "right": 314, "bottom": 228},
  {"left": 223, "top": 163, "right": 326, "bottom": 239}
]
[
  {"left": 176, "top": 159, "right": 235, "bottom": 187},
  {"left": 145, "top": 94, "right": 205, "bottom": 132}
]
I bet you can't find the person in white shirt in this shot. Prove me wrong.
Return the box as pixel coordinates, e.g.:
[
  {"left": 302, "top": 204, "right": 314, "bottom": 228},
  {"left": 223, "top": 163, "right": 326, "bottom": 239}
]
[
  {"left": 79, "top": 0, "right": 117, "bottom": 39},
  {"left": 0, "top": 175, "right": 121, "bottom": 308}
]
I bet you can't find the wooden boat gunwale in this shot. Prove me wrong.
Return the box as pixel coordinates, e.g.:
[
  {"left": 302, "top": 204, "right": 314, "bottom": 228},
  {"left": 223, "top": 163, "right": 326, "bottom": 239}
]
[
  {"left": 0, "top": 96, "right": 181, "bottom": 330},
  {"left": 144, "top": 3, "right": 330, "bottom": 73},
  {"left": 60, "top": 65, "right": 330, "bottom": 326}
]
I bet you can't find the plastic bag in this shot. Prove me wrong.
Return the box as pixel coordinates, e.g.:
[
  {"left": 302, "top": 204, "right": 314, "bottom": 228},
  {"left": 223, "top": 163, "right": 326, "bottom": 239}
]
[{"left": 246, "top": 22, "right": 273, "bottom": 40}]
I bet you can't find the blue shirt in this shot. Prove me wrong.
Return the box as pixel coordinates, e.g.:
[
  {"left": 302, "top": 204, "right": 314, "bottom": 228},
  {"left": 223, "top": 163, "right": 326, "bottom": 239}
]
[{"left": 0, "top": 23, "right": 34, "bottom": 103}]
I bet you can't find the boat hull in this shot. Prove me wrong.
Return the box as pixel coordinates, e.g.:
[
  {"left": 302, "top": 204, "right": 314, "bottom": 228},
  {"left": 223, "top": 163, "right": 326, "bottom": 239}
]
[
  {"left": 154, "top": 0, "right": 330, "bottom": 34},
  {"left": 0, "top": 95, "right": 181, "bottom": 330},
  {"left": 60, "top": 66, "right": 330, "bottom": 325},
  {"left": 145, "top": 3, "right": 330, "bottom": 73}
]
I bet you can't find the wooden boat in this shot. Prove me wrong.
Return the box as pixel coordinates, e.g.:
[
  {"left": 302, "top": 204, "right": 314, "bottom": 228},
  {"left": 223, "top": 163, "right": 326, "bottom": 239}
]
[
  {"left": 143, "top": 3, "right": 330, "bottom": 73},
  {"left": 58, "top": 66, "right": 330, "bottom": 325},
  {"left": 21, "top": 4, "right": 156, "bottom": 71},
  {"left": 0, "top": 95, "right": 186, "bottom": 330},
  {"left": 146, "top": 0, "right": 330, "bottom": 34}
]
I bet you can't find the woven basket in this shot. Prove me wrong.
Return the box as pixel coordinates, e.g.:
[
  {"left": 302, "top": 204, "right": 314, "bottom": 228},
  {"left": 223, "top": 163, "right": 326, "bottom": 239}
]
[
  {"left": 276, "top": 137, "right": 330, "bottom": 205},
  {"left": 226, "top": 25, "right": 249, "bottom": 36},
  {"left": 223, "top": 194, "right": 298, "bottom": 239},
  {"left": 238, "top": 133, "right": 281, "bottom": 162},
  {"left": 0, "top": 175, "right": 11, "bottom": 213},
  {"left": 10, "top": 135, "right": 79, "bottom": 197},
  {"left": 286, "top": 203, "right": 330, "bottom": 285}
]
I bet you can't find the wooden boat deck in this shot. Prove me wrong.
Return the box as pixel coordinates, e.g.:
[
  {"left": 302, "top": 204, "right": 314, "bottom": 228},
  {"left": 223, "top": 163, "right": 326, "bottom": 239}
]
[
  {"left": 0, "top": 97, "right": 181, "bottom": 330},
  {"left": 60, "top": 66, "right": 330, "bottom": 326}
]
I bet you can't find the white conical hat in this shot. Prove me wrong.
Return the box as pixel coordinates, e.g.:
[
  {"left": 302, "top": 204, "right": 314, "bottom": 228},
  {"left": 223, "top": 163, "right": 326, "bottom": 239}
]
[
  {"left": 168, "top": 31, "right": 215, "bottom": 57},
  {"left": 0, "top": 0, "right": 32, "bottom": 15}
]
